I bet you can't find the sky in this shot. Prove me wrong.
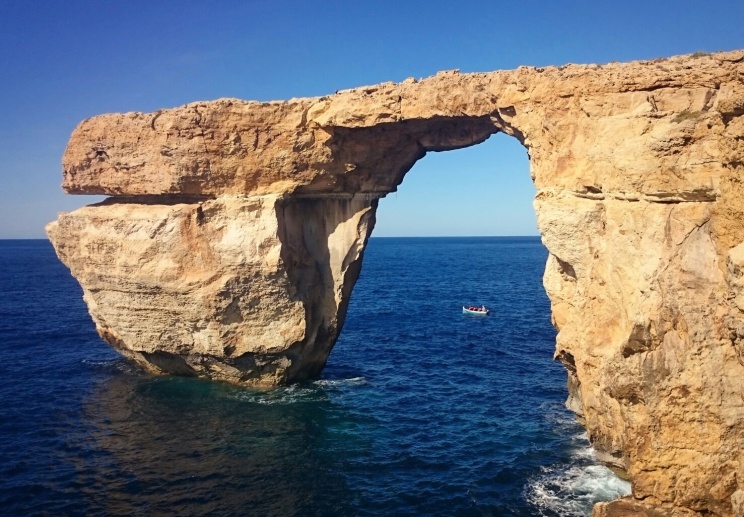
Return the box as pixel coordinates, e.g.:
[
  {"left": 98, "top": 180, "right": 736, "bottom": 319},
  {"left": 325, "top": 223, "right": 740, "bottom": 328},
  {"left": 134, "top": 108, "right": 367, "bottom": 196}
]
[{"left": 1, "top": 0, "right": 743, "bottom": 238}]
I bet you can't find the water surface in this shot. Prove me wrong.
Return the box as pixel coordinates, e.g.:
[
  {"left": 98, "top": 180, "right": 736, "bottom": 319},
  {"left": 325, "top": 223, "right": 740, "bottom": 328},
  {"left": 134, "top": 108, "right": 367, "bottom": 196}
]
[{"left": 0, "top": 238, "right": 629, "bottom": 516}]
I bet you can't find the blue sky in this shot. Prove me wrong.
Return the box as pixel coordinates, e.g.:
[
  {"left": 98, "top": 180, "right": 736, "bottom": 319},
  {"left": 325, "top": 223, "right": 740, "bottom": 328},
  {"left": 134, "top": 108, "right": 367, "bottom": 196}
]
[{"left": 1, "top": 0, "right": 743, "bottom": 238}]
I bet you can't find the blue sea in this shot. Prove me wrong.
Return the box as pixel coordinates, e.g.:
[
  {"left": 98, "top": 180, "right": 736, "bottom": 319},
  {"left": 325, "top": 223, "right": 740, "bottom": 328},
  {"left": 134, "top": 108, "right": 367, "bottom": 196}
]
[{"left": 0, "top": 237, "right": 629, "bottom": 516}]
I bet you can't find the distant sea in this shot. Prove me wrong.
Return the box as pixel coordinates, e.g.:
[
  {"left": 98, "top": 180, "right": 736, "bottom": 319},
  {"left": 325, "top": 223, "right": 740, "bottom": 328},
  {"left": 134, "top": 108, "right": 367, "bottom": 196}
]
[{"left": 0, "top": 237, "right": 629, "bottom": 516}]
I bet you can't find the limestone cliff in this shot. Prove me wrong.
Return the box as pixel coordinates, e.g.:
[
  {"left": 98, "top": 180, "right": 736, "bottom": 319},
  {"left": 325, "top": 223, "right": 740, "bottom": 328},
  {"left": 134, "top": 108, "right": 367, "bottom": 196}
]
[{"left": 47, "top": 50, "right": 744, "bottom": 516}]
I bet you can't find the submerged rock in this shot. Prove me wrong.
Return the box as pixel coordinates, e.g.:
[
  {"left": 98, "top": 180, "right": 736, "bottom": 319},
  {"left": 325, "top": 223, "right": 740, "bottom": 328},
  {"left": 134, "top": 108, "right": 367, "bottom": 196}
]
[{"left": 48, "top": 50, "right": 744, "bottom": 516}]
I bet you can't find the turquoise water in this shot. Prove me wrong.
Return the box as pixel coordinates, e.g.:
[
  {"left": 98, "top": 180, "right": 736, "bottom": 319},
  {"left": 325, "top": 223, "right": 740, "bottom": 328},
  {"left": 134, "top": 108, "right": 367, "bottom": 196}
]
[{"left": 0, "top": 237, "right": 629, "bottom": 516}]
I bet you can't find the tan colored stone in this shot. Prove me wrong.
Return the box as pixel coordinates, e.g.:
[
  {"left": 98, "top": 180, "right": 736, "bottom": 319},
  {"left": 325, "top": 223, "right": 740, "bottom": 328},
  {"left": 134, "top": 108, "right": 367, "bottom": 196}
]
[
  {"left": 732, "top": 490, "right": 744, "bottom": 517},
  {"left": 592, "top": 498, "right": 674, "bottom": 517},
  {"left": 47, "top": 194, "right": 376, "bottom": 385},
  {"left": 47, "top": 50, "right": 744, "bottom": 516}
]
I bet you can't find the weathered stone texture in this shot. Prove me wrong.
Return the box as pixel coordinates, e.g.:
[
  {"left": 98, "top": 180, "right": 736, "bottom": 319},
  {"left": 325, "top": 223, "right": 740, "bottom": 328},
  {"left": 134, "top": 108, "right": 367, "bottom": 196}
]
[
  {"left": 48, "top": 50, "right": 744, "bottom": 516},
  {"left": 47, "top": 193, "right": 376, "bottom": 384}
]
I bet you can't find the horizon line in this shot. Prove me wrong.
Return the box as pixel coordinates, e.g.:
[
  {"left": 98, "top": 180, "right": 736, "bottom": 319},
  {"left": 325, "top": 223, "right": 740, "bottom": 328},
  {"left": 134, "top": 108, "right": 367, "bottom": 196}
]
[{"left": 0, "top": 234, "right": 543, "bottom": 241}]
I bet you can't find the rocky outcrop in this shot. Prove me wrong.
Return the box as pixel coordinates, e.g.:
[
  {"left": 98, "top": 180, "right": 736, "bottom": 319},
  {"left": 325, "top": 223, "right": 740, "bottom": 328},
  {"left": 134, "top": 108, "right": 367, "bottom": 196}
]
[
  {"left": 48, "top": 194, "right": 376, "bottom": 384},
  {"left": 47, "top": 50, "right": 744, "bottom": 515}
]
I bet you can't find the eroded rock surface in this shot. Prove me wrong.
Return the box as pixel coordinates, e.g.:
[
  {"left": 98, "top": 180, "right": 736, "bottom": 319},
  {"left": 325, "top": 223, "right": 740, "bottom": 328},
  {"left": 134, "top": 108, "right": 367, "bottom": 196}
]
[{"left": 47, "top": 50, "right": 744, "bottom": 515}]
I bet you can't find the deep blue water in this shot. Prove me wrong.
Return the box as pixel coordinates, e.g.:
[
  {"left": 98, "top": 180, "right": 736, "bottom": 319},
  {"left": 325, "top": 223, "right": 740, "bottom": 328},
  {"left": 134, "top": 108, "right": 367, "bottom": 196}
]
[{"left": 0, "top": 237, "right": 628, "bottom": 516}]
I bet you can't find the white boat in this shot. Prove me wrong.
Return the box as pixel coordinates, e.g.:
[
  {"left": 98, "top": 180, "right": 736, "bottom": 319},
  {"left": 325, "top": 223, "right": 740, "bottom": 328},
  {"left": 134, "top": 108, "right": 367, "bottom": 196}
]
[{"left": 462, "top": 305, "right": 490, "bottom": 316}]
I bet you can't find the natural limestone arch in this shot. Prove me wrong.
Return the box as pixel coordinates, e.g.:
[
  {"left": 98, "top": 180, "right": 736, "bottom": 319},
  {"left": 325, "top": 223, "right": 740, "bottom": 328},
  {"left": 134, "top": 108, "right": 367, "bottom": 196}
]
[{"left": 48, "top": 51, "right": 744, "bottom": 516}]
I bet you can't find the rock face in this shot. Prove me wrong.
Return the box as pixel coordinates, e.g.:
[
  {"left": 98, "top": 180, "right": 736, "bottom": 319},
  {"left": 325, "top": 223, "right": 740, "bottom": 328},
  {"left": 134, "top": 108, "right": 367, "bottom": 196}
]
[{"left": 47, "top": 50, "right": 744, "bottom": 515}]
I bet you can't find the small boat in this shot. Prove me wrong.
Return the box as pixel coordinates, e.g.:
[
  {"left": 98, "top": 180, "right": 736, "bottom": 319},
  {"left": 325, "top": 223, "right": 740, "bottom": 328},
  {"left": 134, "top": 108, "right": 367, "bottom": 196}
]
[{"left": 462, "top": 305, "right": 490, "bottom": 316}]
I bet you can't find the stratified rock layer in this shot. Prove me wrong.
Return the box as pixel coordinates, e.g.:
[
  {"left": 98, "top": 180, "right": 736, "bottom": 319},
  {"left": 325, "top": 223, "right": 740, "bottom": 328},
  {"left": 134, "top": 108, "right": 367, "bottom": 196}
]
[{"left": 47, "top": 50, "right": 744, "bottom": 516}]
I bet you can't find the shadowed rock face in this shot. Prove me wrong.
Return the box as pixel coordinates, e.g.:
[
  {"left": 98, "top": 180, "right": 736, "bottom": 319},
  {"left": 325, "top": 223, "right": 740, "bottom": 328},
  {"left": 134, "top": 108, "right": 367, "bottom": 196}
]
[{"left": 47, "top": 50, "right": 744, "bottom": 516}]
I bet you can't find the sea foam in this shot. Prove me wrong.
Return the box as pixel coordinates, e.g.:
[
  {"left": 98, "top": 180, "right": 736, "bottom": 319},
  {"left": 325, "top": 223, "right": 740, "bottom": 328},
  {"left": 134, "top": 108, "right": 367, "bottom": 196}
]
[{"left": 525, "top": 445, "right": 631, "bottom": 516}]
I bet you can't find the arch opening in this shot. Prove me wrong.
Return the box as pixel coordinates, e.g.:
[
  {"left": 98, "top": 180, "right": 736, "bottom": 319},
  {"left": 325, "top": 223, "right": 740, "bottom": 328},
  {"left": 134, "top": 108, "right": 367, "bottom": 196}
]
[
  {"left": 375, "top": 133, "right": 536, "bottom": 237},
  {"left": 322, "top": 133, "right": 631, "bottom": 514}
]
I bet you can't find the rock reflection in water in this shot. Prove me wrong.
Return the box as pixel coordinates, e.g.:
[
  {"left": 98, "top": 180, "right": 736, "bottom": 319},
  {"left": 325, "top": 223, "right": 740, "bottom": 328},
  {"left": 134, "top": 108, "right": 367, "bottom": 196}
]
[{"left": 76, "top": 371, "right": 355, "bottom": 515}]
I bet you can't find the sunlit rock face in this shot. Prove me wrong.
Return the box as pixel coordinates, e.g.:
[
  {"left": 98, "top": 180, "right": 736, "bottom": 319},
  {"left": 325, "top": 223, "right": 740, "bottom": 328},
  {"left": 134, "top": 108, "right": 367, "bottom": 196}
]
[{"left": 47, "top": 50, "right": 744, "bottom": 516}]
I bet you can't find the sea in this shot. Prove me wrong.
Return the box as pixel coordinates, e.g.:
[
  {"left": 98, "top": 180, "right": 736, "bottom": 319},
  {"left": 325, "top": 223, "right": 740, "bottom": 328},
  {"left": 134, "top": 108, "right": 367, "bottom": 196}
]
[{"left": 0, "top": 237, "right": 630, "bottom": 516}]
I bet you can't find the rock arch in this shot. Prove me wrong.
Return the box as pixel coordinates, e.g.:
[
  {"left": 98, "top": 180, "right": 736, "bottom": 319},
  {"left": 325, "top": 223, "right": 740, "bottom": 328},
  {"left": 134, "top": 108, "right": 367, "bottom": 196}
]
[{"left": 47, "top": 50, "right": 744, "bottom": 515}]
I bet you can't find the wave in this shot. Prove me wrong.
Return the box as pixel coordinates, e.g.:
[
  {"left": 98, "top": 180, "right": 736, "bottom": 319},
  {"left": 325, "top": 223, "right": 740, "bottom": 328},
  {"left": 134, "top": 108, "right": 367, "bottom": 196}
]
[
  {"left": 522, "top": 402, "right": 632, "bottom": 515},
  {"left": 80, "top": 357, "right": 141, "bottom": 375},
  {"left": 313, "top": 376, "right": 367, "bottom": 387},
  {"left": 235, "top": 385, "right": 326, "bottom": 405},
  {"left": 525, "top": 463, "right": 630, "bottom": 516},
  {"left": 81, "top": 358, "right": 118, "bottom": 366},
  {"left": 231, "top": 376, "right": 367, "bottom": 405}
]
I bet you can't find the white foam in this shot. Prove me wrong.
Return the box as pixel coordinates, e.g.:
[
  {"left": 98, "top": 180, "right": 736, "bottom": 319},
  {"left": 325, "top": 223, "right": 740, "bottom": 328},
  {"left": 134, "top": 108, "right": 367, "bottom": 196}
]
[
  {"left": 570, "top": 444, "right": 598, "bottom": 461},
  {"left": 81, "top": 358, "right": 118, "bottom": 366},
  {"left": 231, "top": 377, "right": 366, "bottom": 405},
  {"left": 255, "top": 385, "right": 325, "bottom": 405},
  {"left": 525, "top": 403, "right": 632, "bottom": 514},
  {"left": 81, "top": 357, "right": 141, "bottom": 375},
  {"left": 229, "top": 384, "right": 312, "bottom": 405},
  {"left": 314, "top": 376, "right": 367, "bottom": 387},
  {"left": 525, "top": 463, "right": 631, "bottom": 516}
]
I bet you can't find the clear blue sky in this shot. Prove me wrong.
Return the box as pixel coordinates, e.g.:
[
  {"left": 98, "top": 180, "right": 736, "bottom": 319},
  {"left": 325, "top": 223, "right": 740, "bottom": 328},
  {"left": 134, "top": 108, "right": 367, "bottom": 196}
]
[{"left": 1, "top": 0, "right": 742, "bottom": 238}]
